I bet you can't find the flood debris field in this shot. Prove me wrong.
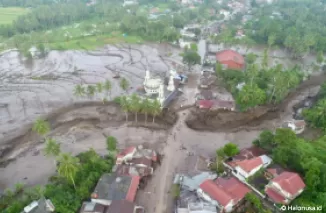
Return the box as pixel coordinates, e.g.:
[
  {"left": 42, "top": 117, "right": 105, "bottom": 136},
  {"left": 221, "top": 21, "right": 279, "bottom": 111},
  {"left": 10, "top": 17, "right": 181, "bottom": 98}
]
[{"left": 0, "top": 44, "right": 181, "bottom": 143}]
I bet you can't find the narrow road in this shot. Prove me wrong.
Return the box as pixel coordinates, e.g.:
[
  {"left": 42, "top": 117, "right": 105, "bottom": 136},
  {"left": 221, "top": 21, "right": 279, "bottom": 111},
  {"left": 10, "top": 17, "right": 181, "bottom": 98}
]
[{"left": 154, "top": 111, "right": 188, "bottom": 213}]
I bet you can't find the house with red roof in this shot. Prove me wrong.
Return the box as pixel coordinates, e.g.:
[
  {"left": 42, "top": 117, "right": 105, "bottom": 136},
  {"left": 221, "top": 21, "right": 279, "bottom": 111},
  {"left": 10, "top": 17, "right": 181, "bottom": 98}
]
[
  {"left": 265, "top": 172, "right": 305, "bottom": 205},
  {"left": 216, "top": 50, "right": 245, "bottom": 71},
  {"left": 116, "top": 146, "right": 137, "bottom": 165},
  {"left": 233, "top": 155, "right": 272, "bottom": 180},
  {"left": 197, "top": 177, "right": 251, "bottom": 212},
  {"left": 91, "top": 174, "right": 140, "bottom": 205}
]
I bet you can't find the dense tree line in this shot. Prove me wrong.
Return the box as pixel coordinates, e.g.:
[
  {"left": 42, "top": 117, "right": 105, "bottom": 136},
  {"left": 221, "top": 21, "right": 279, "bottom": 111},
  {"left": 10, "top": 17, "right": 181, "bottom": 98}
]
[
  {"left": 245, "top": 0, "right": 326, "bottom": 58},
  {"left": 253, "top": 128, "right": 326, "bottom": 211},
  {"left": 0, "top": 0, "right": 90, "bottom": 7},
  {"left": 0, "top": 1, "right": 93, "bottom": 37},
  {"left": 216, "top": 59, "right": 303, "bottom": 111}
]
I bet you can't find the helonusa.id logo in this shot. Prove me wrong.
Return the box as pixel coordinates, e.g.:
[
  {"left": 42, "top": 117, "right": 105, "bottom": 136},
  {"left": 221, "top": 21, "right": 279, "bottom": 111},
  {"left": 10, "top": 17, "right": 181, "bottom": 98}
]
[{"left": 280, "top": 205, "right": 322, "bottom": 211}]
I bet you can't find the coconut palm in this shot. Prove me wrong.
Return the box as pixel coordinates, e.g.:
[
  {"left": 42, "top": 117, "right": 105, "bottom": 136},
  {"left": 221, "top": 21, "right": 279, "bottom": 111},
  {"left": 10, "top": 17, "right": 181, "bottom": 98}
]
[
  {"left": 120, "top": 96, "right": 130, "bottom": 122},
  {"left": 57, "top": 153, "right": 80, "bottom": 190},
  {"left": 119, "top": 77, "right": 129, "bottom": 93},
  {"left": 44, "top": 138, "right": 61, "bottom": 163},
  {"left": 96, "top": 82, "right": 103, "bottom": 93},
  {"left": 129, "top": 94, "right": 141, "bottom": 122},
  {"left": 104, "top": 80, "right": 112, "bottom": 100},
  {"left": 150, "top": 100, "right": 162, "bottom": 123},
  {"left": 141, "top": 98, "right": 151, "bottom": 124},
  {"left": 86, "top": 85, "right": 96, "bottom": 99},
  {"left": 32, "top": 118, "right": 50, "bottom": 137},
  {"left": 73, "top": 84, "right": 85, "bottom": 98}
]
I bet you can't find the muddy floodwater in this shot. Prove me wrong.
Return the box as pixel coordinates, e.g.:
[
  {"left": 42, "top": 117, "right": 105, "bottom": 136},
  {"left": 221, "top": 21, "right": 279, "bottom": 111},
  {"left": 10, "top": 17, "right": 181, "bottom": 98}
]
[
  {"left": 0, "top": 42, "right": 325, "bottom": 213},
  {"left": 0, "top": 44, "right": 182, "bottom": 143}
]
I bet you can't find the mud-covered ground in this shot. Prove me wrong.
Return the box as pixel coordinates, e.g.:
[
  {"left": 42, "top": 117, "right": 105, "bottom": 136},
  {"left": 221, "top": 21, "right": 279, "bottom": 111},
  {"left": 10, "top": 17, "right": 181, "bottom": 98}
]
[
  {"left": 0, "top": 43, "right": 181, "bottom": 144},
  {"left": 0, "top": 42, "right": 325, "bottom": 213}
]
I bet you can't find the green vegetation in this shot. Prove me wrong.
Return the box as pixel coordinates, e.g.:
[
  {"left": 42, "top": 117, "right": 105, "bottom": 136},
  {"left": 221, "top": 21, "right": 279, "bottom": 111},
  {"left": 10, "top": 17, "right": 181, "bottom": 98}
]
[
  {"left": 106, "top": 136, "right": 117, "bottom": 157},
  {"left": 182, "top": 48, "right": 201, "bottom": 71},
  {"left": 32, "top": 118, "right": 50, "bottom": 137},
  {"left": 222, "top": 143, "right": 239, "bottom": 157},
  {"left": 245, "top": 0, "right": 326, "bottom": 58},
  {"left": 216, "top": 62, "right": 303, "bottom": 111},
  {"left": 245, "top": 192, "right": 272, "bottom": 213},
  {"left": 0, "top": 7, "right": 29, "bottom": 25},
  {"left": 3, "top": 116, "right": 114, "bottom": 212},
  {"left": 253, "top": 128, "right": 326, "bottom": 208},
  {"left": 172, "top": 184, "right": 181, "bottom": 199},
  {"left": 117, "top": 94, "right": 162, "bottom": 123}
]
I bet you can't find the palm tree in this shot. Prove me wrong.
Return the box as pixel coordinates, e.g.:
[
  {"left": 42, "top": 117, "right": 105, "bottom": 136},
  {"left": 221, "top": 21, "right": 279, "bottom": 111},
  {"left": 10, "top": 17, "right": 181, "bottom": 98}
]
[
  {"left": 57, "top": 153, "right": 80, "bottom": 190},
  {"left": 120, "top": 96, "right": 130, "bottom": 122},
  {"left": 106, "top": 136, "right": 117, "bottom": 157},
  {"left": 86, "top": 85, "right": 96, "bottom": 99},
  {"left": 104, "top": 80, "right": 112, "bottom": 100},
  {"left": 129, "top": 94, "right": 141, "bottom": 122},
  {"left": 73, "top": 84, "right": 85, "bottom": 98},
  {"left": 44, "top": 138, "right": 61, "bottom": 165},
  {"left": 96, "top": 82, "right": 103, "bottom": 93},
  {"left": 32, "top": 118, "right": 50, "bottom": 137},
  {"left": 141, "top": 98, "right": 151, "bottom": 124},
  {"left": 119, "top": 77, "right": 129, "bottom": 93},
  {"left": 150, "top": 100, "right": 162, "bottom": 123}
]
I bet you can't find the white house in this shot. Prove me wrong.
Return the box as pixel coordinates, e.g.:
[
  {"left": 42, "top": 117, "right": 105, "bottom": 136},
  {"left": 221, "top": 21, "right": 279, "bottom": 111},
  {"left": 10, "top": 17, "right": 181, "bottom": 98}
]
[
  {"left": 233, "top": 155, "right": 272, "bottom": 180},
  {"left": 265, "top": 172, "right": 306, "bottom": 204}
]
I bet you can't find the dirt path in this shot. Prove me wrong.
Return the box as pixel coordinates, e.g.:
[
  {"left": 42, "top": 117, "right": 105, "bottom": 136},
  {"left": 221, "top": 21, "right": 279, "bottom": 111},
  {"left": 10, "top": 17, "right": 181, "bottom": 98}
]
[{"left": 154, "top": 111, "right": 187, "bottom": 213}]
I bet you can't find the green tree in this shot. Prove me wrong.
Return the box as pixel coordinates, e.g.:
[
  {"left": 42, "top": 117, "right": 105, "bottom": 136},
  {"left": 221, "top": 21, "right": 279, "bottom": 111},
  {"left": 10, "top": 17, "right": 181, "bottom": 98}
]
[
  {"left": 86, "top": 85, "right": 96, "bottom": 99},
  {"left": 267, "top": 34, "right": 276, "bottom": 49},
  {"left": 57, "top": 153, "right": 80, "bottom": 190},
  {"left": 104, "top": 80, "right": 112, "bottom": 100},
  {"left": 106, "top": 136, "right": 117, "bottom": 157},
  {"left": 96, "top": 82, "right": 103, "bottom": 93},
  {"left": 150, "top": 99, "right": 161, "bottom": 123},
  {"left": 129, "top": 94, "right": 141, "bottom": 122},
  {"left": 32, "top": 118, "right": 50, "bottom": 137},
  {"left": 120, "top": 96, "right": 130, "bottom": 122},
  {"left": 216, "top": 148, "right": 226, "bottom": 159},
  {"left": 182, "top": 50, "right": 201, "bottom": 71},
  {"left": 262, "top": 48, "right": 268, "bottom": 69},
  {"left": 317, "top": 51, "right": 324, "bottom": 64},
  {"left": 223, "top": 143, "right": 239, "bottom": 157},
  {"left": 245, "top": 53, "right": 257, "bottom": 64},
  {"left": 257, "top": 130, "right": 275, "bottom": 150},
  {"left": 44, "top": 138, "right": 61, "bottom": 158},
  {"left": 303, "top": 99, "right": 326, "bottom": 128},
  {"left": 141, "top": 98, "right": 151, "bottom": 124},
  {"left": 120, "top": 77, "right": 129, "bottom": 93},
  {"left": 190, "top": 43, "right": 198, "bottom": 51},
  {"left": 236, "top": 84, "right": 266, "bottom": 111},
  {"left": 73, "top": 84, "right": 85, "bottom": 98}
]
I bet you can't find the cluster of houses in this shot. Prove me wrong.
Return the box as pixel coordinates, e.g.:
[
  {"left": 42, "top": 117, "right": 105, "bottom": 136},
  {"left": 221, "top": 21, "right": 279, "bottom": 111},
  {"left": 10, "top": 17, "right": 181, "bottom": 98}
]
[
  {"left": 20, "top": 145, "right": 158, "bottom": 213},
  {"left": 196, "top": 49, "right": 243, "bottom": 111},
  {"left": 174, "top": 146, "right": 306, "bottom": 213}
]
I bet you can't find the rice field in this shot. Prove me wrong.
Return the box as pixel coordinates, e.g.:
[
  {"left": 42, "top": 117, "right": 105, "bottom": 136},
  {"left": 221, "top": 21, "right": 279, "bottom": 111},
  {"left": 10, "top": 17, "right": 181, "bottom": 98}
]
[{"left": 0, "top": 7, "right": 30, "bottom": 25}]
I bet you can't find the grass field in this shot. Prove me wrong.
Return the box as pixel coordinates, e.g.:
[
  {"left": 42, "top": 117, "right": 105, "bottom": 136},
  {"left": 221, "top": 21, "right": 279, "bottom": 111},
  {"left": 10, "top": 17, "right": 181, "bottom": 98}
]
[
  {"left": 48, "top": 32, "right": 144, "bottom": 50},
  {"left": 0, "top": 7, "right": 29, "bottom": 25}
]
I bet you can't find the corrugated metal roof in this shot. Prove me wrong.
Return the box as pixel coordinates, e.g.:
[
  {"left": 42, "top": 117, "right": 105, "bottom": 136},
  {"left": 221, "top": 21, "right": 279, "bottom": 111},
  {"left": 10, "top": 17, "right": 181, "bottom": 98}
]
[{"left": 181, "top": 172, "right": 217, "bottom": 191}]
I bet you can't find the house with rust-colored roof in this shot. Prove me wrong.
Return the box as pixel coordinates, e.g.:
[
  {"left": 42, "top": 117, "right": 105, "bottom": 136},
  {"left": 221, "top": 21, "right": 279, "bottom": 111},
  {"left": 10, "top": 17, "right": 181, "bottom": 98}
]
[
  {"left": 197, "top": 177, "right": 251, "bottom": 212},
  {"left": 216, "top": 50, "right": 245, "bottom": 71},
  {"left": 91, "top": 174, "right": 140, "bottom": 206},
  {"left": 232, "top": 155, "right": 272, "bottom": 180},
  {"left": 265, "top": 172, "right": 305, "bottom": 205},
  {"left": 116, "top": 146, "right": 137, "bottom": 165}
]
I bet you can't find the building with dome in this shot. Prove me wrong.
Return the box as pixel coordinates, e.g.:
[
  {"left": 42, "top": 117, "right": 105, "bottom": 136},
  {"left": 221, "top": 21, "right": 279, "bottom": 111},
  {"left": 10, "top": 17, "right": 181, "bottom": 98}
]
[{"left": 141, "top": 68, "right": 186, "bottom": 108}]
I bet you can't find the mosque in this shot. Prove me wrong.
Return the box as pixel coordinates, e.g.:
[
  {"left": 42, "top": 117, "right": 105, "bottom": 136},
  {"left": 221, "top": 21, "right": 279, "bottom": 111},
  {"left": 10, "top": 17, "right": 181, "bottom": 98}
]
[{"left": 142, "top": 68, "right": 187, "bottom": 108}]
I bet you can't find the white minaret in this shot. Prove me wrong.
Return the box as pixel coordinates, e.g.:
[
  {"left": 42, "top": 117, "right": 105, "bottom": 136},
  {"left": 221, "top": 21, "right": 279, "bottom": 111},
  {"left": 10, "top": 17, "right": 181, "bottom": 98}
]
[
  {"left": 158, "top": 83, "right": 165, "bottom": 104},
  {"left": 144, "top": 70, "right": 150, "bottom": 85},
  {"left": 167, "top": 75, "right": 175, "bottom": 92}
]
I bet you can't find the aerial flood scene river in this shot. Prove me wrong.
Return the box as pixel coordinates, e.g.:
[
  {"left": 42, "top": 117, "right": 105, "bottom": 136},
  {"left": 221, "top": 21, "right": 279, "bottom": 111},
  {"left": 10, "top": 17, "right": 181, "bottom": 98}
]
[{"left": 1, "top": 0, "right": 326, "bottom": 212}]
